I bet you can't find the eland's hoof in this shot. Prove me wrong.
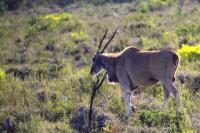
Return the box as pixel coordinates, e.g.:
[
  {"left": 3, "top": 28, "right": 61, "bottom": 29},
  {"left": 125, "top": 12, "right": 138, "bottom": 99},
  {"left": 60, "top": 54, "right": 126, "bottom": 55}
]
[{"left": 131, "top": 105, "right": 137, "bottom": 112}]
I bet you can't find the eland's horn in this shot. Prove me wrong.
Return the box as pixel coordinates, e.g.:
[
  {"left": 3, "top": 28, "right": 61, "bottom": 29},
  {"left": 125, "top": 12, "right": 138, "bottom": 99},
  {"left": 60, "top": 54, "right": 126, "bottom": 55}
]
[
  {"left": 100, "top": 28, "right": 117, "bottom": 53},
  {"left": 98, "top": 28, "right": 108, "bottom": 50}
]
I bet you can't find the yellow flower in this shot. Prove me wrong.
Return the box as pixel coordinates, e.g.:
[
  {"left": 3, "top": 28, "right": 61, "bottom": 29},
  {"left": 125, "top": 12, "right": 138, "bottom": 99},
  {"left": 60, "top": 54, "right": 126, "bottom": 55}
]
[
  {"left": 0, "top": 68, "right": 5, "bottom": 78},
  {"left": 70, "top": 31, "right": 88, "bottom": 41},
  {"left": 44, "top": 13, "right": 73, "bottom": 22},
  {"left": 178, "top": 44, "right": 200, "bottom": 61}
]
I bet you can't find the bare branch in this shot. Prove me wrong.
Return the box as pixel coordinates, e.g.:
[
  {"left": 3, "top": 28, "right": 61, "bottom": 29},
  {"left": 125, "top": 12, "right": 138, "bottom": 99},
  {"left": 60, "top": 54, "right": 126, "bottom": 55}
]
[{"left": 88, "top": 72, "right": 107, "bottom": 130}]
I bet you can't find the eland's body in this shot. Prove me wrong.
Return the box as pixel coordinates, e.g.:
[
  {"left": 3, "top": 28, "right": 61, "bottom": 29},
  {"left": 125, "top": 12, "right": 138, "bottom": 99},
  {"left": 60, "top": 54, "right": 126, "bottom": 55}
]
[{"left": 90, "top": 29, "right": 181, "bottom": 115}]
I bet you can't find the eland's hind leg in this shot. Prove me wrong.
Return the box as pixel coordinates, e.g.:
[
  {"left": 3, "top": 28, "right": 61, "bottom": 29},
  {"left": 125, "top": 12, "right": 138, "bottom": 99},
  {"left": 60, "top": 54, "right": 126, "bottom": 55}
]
[
  {"left": 162, "top": 84, "right": 170, "bottom": 110},
  {"left": 162, "top": 78, "right": 183, "bottom": 109}
]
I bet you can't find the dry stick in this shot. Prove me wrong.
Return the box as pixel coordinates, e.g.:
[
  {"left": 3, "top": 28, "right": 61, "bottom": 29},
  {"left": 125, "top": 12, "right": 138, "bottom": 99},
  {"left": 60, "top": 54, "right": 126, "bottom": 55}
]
[
  {"left": 98, "top": 93, "right": 115, "bottom": 108},
  {"left": 88, "top": 72, "right": 107, "bottom": 130},
  {"left": 140, "top": 98, "right": 155, "bottom": 109}
]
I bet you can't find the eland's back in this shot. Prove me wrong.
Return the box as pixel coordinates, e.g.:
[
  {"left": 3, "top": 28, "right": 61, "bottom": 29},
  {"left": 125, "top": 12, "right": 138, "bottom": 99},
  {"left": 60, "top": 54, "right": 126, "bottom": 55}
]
[{"left": 117, "top": 46, "right": 179, "bottom": 86}]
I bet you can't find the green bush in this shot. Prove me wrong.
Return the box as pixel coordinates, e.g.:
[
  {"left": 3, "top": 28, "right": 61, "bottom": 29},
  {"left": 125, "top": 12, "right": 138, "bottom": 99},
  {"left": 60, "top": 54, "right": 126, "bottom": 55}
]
[
  {"left": 44, "top": 13, "right": 73, "bottom": 22},
  {"left": 0, "top": 26, "right": 11, "bottom": 39},
  {"left": 0, "top": 67, "right": 5, "bottom": 79},
  {"left": 135, "top": 109, "right": 193, "bottom": 133},
  {"left": 177, "top": 24, "right": 200, "bottom": 36},
  {"left": 70, "top": 31, "right": 88, "bottom": 42},
  {"left": 137, "top": 0, "right": 174, "bottom": 13},
  {"left": 18, "top": 115, "right": 42, "bottom": 133},
  {"left": 107, "top": 96, "right": 125, "bottom": 116},
  {"left": 138, "top": 1, "right": 149, "bottom": 13},
  {"left": 44, "top": 100, "right": 67, "bottom": 122},
  {"left": 26, "top": 13, "right": 74, "bottom": 38},
  {"left": 0, "top": 0, "right": 25, "bottom": 11},
  {"left": 25, "top": 17, "right": 57, "bottom": 38},
  {"left": 0, "top": 0, "right": 7, "bottom": 12},
  {"left": 141, "top": 36, "right": 162, "bottom": 50}
]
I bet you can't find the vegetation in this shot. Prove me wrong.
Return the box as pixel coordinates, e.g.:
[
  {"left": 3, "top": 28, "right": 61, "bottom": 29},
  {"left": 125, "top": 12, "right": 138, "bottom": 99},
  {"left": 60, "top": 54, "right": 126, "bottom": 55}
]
[
  {"left": 0, "top": 0, "right": 200, "bottom": 132},
  {"left": 178, "top": 44, "right": 200, "bottom": 62}
]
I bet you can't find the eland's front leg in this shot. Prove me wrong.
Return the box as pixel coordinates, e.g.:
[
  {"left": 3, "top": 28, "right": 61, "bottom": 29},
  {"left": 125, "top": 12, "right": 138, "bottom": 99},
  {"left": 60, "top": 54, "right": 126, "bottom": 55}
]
[{"left": 118, "top": 73, "right": 134, "bottom": 116}]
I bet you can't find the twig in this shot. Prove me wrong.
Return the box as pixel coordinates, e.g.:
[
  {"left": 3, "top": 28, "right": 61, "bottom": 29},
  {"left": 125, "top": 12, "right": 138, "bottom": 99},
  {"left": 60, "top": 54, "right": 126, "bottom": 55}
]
[
  {"left": 98, "top": 93, "right": 115, "bottom": 108},
  {"left": 88, "top": 72, "right": 107, "bottom": 130}
]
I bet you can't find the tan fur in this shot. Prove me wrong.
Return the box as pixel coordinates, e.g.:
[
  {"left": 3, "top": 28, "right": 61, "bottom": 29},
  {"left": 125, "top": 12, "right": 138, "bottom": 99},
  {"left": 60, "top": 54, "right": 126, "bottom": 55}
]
[
  {"left": 115, "top": 46, "right": 178, "bottom": 86},
  {"left": 91, "top": 30, "right": 182, "bottom": 115}
]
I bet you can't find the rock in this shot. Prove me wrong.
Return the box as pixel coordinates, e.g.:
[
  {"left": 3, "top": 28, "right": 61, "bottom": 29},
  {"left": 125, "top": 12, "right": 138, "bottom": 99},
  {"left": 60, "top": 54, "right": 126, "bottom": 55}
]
[
  {"left": 132, "top": 37, "right": 142, "bottom": 46},
  {"left": 44, "top": 44, "right": 55, "bottom": 52},
  {"left": 97, "top": 114, "right": 108, "bottom": 129},
  {"left": 130, "top": 22, "right": 151, "bottom": 30},
  {"left": 177, "top": 73, "right": 186, "bottom": 84},
  {"left": 2, "top": 118, "right": 16, "bottom": 133},
  {"left": 70, "top": 106, "right": 114, "bottom": 131},
  {"left": 70, "top": 106, "right": 86, "bottom": 131},
  {"left": 6, "top": 57, "right": 18, "bottom": 64},
  {"left": 37, "top": 91, "right": 46, "bottom": 103},
  {"left": 50, "top": 93, "right": 57, "bottom": 102},
  {"left": 190, "top": 75, "right": 200, "bottom": 94},
  {"left": 29, "top": 82, "right": 42, "bottom": 90},
  {"left": 83, "top": 46, "right": 92, "bottom": 55},
  {"left": 6, "top": 66, "right": 31, "bottom": 80},
  {"left": 128, "top": 2, "right": 139, "bottom": 12}
]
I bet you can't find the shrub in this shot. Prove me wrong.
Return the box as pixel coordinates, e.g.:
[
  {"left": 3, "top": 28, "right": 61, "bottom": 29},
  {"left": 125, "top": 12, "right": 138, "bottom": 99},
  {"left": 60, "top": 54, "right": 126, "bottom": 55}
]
[
  {"left": 160, "top": 31, "right": 179, "bottom": 49},
  {"left": 89, "top": 0, "right": 107, "bottom": 5},
  {"left": 44, "top": 13, "right": 73, "bottom": 22},
  {"left": 0, "top": 67, "right": 5, "bottom": 79},
  {"left": 26, "top": 13, "right": 74, "bottom": 38},
  {"left": 187, "top": 75, "right": 200, "bottom": 94},
  {"left": 44, "top": 100, "right": 66, "bottom": 122},
  {"left": 177, "top": 24, "right": 200, "bottom": 36},
  {"left": 149, "top": 0, "right": 172, "bottom": 11},
  {"left": 62, "top": 18, "right": 85, "bottom": 32},
  {"left": 135, "top": 109, "right": 193, "bottom": 133},
  {"left": 178, "top": 44, "right": 200, "bottom": 62},
  {"left": 0, "top": 0, "right": 7, "bottom": 12},
  {"left": 70, "top": 31, "right": 88, "bottom": 42},
  {"left": 18, "top": 115, "right": 42, "bottom": 133},
  {"left": 0, "top": 25, "right": 11, "bottom": 39},
  {"left": 141, "top": 36, "right": 161, "bottom": 50},
  {"left": 107, "top": 96, "right": 125, "bottom": 116},
  {"left": 0, "top": 0, "right": 24, "bottom": 11},
  {"left": 137, "top": 0, "right": 174, "bottom": 13},
  {"left": 125, "top": 126, "right": 167, "bottom": 133},
  {"left": 25, "top": 17, "right": 57, "bottom": 38},
  {"left": 138, "top": 1, "right": 149, "bottom": 13}
]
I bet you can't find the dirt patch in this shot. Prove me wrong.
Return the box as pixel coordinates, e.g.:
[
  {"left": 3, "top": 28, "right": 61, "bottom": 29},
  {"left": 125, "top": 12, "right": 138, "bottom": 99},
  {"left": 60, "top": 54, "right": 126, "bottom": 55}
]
[{"left": 192, "top": 114, "right": 200, "bottom": 132}]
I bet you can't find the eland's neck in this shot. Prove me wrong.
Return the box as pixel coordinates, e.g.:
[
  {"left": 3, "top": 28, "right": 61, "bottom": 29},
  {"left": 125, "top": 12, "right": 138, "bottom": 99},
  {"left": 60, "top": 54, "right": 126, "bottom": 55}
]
[{"left": 100, "top": 54, "right": 118, "bottom": 70}]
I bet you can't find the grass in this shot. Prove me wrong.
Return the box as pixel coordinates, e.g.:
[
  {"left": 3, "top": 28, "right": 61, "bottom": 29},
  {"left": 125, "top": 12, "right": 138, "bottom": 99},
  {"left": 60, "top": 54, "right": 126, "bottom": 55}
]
[{"left": 0, "top": 0, "right": 200, "bottom": 132}]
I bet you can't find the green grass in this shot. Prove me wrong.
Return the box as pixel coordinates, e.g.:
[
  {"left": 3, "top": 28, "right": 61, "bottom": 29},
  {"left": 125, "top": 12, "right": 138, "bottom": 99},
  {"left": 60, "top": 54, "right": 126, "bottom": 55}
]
[{"left": 0, "top": 1, "right": 200, "bottom": 132}]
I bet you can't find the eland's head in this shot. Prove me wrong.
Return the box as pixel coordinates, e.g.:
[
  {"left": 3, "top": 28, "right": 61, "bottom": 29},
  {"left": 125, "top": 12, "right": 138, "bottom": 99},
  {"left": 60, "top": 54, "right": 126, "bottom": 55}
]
[{"left": 90, "top": 29, "right": 117, "bottom": 76}]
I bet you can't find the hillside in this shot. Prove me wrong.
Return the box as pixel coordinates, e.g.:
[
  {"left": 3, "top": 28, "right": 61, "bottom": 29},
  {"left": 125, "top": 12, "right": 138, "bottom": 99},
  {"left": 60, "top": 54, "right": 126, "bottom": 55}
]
[{"left": 0, "top": 0, "right": 200, "bottom": 132}]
